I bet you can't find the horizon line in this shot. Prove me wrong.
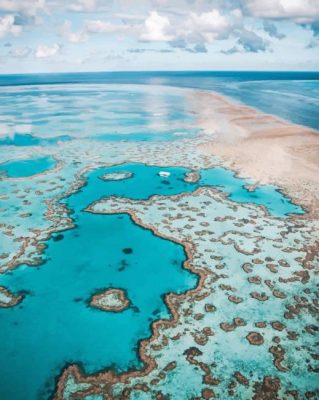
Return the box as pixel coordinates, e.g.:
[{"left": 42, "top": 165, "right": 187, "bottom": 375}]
[{"left": 0, "top": 69, "right": 319, "bottom": 77}]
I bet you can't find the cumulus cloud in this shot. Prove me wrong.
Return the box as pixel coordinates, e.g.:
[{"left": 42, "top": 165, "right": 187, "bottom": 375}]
[
  {"left": 35, "top": 43, "right": 60, "bottom": 58},
  {"left": 166, "top": 8, "right": 232, "bottom": 45},
  {"left": 245, "top": 0, "right": 319, "bottom": 39},
  {"left": 187, "top": 9, "right": 230, "bottom": 41},
  {"left": 0, "top": 15, "right": 22, "bottom": 38},
  {"left": 0, "top": 0, "right": 46, "bottom": 16},
  {"left": 84, "top": 8, "right": 234, "bottom": 47},
  {"left": 308, "top": 21, "right": 319, "bottom": 37},
  {"left": 169, "top": 38, "right": 187, "bottom": 49},
  {"left": 3, "top": 0, "right": 319, "bottom": 65},
  {"left": 222, "top": 27, "right": 270, "bottom": 54},
  {"left": 67, "top": 0, "right": 96, "bottom": 12},
  {"left": 221, "top": 45, "right": 241, "bottom": 55},
  {"left": 245, "top": 0, "right": 319, "bottom": 23},
  {"left": 186, "top": 43, "right": 208, "bottom": 53},
  {"left": 140, "top": 11, "right": 173, "bottom": 41},
  {"left": 237, "top": 29, "right": 269, "bottom": 52},
  {"left": 127, "top": 48, "right": 173, "bottom": 53},
  {"left": 60, "top": 20, "right": 88, "bottom": 43},
  {"left": 85, "top": 19, "right": 131, "bottom": 34},
  {"left": 83, "top": 8, "right": 233, "bottom": 47},
  {"left": 263, "top": 21, "right": 285, "bottom": 39},
  {"left": 80, "top": 7, "right": 277, "bottom": 55}
]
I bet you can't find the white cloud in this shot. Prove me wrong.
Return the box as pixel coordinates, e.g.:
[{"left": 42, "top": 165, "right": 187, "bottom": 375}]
[
  {"left": 83, "top": 9, "right": 232, "bottom": 46},
  {"left": 82, "top": 8, "right": 246, "bottom": 51},
  {"left": 246, "top": 0, "right": 319, "bottom": 23},
  {"left": 85, "top": 19, "right": 130, "bottom": 34},
  {"left": 67, "top": 0, "right": 96, "bottom": 12},
  {"left": 0, "top": 15, "right": 22, "bottom": 38},
  {"left": 138, "top": 8, "right": 233, "bottom": 46},
  {"left": 190, "top": 9, "right": 228, "bottom": 34},
  {"left": 231, "top": 8, "right": 243, "bottom": 20},
  {"left": 35, "top": 43, "right": 60, "bottom": 58},
  {"left": 61, "top": 20, "right": 88, "bottom": 43},
  {"left": 0, "top": 0, "right": 47, "bottom": 17},
  {"left": 140, "top": 11, "right": 173, "bottom": 41},
  {"left": 185, "top": 9, "right": 230, "bottom": 43}
]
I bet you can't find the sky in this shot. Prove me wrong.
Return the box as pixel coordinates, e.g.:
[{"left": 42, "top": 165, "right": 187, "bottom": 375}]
[{"left": 0, "top": 0, "right": 319, "bottom": 73}]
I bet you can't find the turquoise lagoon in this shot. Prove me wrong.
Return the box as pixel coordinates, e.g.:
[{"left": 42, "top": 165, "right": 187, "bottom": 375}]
[
  {"left": 78, "top": 163, "right": 303, "bottom": 217},
  {"left": 0, "top": 162, "right": 304, "bottom": 399},
  {"left": 0, "top": 133, "right": 72, "bottom": 147},
  {"left": 0, "top": 155, "right": 56, "bottom": 178},
  {"left": 0, "top": 164, "right": 197, "bottom": 400}
]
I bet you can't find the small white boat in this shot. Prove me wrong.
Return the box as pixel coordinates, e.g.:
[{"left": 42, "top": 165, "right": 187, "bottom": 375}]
[{"left": 158, "top": 171, "right": 171, "bottom": 177}]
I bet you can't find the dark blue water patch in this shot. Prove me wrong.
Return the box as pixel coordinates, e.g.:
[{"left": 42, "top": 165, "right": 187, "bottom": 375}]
[
  {"left": 0, "top": 155, "right": 56, "bottom": 177},
  {"left": 0, "top": 133, "right": 72, "bottom": 147},
  {"left": 72, "top": 163, "right": 303, "bottom": 217},
  {"left": 0, "top": 166, "right": 196, "bottom": 400}
]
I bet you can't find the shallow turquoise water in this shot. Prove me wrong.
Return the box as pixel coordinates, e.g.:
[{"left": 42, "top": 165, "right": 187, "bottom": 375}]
[
  {"left": 78, "top": 163, "right": 303, "bottom": 217},
  {"left": 93, "top": 128, "right": 198, "bottom": 142},
  {"left": 0, "top": 85, "right": 198, "bottom": 142},
  {"left": 0, "top": 155, "right": 56, "bottom": 177},
  {"left": 0, "top": 133, "right": 72, "bottom": 146},
  {"left": 1, "top": 72, "right": 317, "bottom": 130},
  {"left": 199, "top": 167, "right": 303, "bottom": 217},
  {"left": 0, "top": 164, "right": 197, "bottom": 400},
  {"left": 0, "top": 162, "right": 304, "bottom": 399}
]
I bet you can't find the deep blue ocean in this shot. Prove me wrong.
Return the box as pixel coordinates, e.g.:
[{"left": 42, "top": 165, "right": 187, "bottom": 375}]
[{"left": 0, "top": 71, "right": 318, "bottom": 130}]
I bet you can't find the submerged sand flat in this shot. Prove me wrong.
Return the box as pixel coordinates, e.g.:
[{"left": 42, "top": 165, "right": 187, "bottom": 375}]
[{"left": 193, "top": 91, "right": 319, "bottom": 219}]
